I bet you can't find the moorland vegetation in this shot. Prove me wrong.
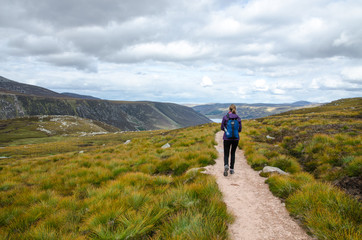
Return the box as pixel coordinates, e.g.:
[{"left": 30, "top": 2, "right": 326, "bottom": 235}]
[
  {"left": 0, "top": 120, "right": 232, "bottom": 239},
  {"left": 239, "top": 97, "right": 362, "bottom": 239},
  {"left": 0, "top": 97, "right": 361, "bottom": 240}
]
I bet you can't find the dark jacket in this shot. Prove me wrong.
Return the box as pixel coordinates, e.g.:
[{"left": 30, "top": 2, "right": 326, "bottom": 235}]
[{"left": 221, "top": 112, "right": 242, "bottom": 140}]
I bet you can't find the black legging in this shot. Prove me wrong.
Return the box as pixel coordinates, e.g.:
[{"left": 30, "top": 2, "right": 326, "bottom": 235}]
[{"left": 223, "top": 140, "right": 239, "bottom": 169}]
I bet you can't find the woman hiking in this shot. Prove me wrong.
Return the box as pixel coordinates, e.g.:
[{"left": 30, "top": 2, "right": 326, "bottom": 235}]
[{"left": 221, "top": 104, "right": 242, "bottom": 176}]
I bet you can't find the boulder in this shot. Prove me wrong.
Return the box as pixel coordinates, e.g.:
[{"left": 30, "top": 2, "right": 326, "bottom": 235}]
[
  {"left": 262, "top": 166, "right": 289, "bottom": 175},
  {"left": 124, "top": 140, "right": 131, "bottom": 145},
  {"left": 161, "top": 143, "right": 171, "bottom": 149}
]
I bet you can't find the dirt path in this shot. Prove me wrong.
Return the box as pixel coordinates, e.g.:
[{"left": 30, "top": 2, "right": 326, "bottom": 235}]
[{"left": 204, "top": 131, "right": 314, "bottom": 240}]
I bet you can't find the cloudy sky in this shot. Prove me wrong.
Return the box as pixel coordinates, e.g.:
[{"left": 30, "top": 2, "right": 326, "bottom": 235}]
[{"left": 1, "top": 0, "right": 361, "bottom": 103}]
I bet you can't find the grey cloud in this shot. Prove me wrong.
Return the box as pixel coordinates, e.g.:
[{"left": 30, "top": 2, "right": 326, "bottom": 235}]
[
  {"left": 38, "top": 53, "right": 98, "bottom": 72},
  {"left": 0, "top": 0, "right": 361, "bottom": 104},
  {"left": 60, "top": 17, "right": 167, "bottom": 58},
  {"left": 8, "top": 35, "right": 63, "bottom": 55},
  {"left": 4, "top": 0, "right": 170, "bottom": 29}
]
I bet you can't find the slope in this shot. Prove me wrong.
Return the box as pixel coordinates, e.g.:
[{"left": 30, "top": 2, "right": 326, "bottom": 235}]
[
  {"left": 0, "top": 76, "right": 212, "bottom": 131},
  {"left": 246, "top": 97, "right": 362, "bottom": 197},
  {"left": 0, "top": 93, "right": 211, "bottom": 131},
  {"left": 0, "top": 115, "right": 120, "bottom": 146},
  {"left": 0, "top": 76, "right": 65, "bottom": 98},
  {"left": 238, "top": 97, "right": 361, "bottom": 239},
  {"left": 0, "top": 123, "right": 233, "bottom": 239}
]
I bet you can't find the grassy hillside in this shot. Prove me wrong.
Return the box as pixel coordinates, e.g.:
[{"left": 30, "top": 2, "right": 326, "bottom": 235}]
[
  {"left": 239, "top": 97, "right": 361, "bottom": 239},
  {"left": 0, "top": 115, "right": 120, "bottom": 147},
  {"left": 0, "top": 122, "right": 233, "bottom": 239},
  {"left": 1, "top": 97, "right": 360, "bottom": 239}
]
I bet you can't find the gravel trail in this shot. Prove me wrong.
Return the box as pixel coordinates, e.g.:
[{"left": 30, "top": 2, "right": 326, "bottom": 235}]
[{"left": 204, "top": 131, "right": 315, "bottom": 240}]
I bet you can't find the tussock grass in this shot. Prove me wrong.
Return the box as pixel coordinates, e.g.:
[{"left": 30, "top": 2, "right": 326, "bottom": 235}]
[
  {"left": 0, "top": 123, "right": 233, "bottom": 239},
  {"left": 287, "top": 182, "right": 361, "bottom": 240},
  {"left": 240, "top": 98, "right": 362, "bottom": 239}
]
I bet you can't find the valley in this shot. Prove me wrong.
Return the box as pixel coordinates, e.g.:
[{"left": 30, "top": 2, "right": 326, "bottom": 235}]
[
  {"left": 0, "top": 76, "right": 211, "bottom": 131},
  {"left": 0, "top": 77, "right": 360, "bottom": 239},
  {"left": 192, "top": 101, "right": 320, "bottom": 120}
]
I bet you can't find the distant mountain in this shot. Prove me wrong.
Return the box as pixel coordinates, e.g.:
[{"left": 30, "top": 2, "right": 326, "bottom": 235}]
[
  {"left": 0, "top": 76, "right": 211, "bottom": 131},
  {"left": 193, "top": 102, "right": 319, "bottom": 120},
  {"left": 61, "top": 92, "right": 100, "bottom": 100},
  {"left": 0, "top": 76, "right": 65, "bottom": 98},
  {"left": 290, "top": 101, "right": 313, "bottom": 107}
]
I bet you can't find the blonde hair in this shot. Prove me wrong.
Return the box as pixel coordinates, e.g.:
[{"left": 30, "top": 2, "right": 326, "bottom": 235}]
[{"left": 229, "top": 104, "right": 236, "bottom": 114}]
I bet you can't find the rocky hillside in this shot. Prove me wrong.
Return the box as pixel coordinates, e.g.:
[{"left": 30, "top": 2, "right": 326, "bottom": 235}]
[
  {"left": 193, "top": 102, "right": 319, "bottom": 120},
  {"left": 0, "top": 76, "right": 66, "bottom": 98},
  {"left": 61, "top": 92, "right": 100, "bottom": 100},
  {"left": 0, "top": 76, "right": 211, "bottom": 130},
  {"left": 0, "top": 93, "right": 211, "bottom": 131}
]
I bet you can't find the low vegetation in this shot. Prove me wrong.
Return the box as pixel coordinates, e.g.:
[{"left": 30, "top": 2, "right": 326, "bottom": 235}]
[
  {"left": 1, "top": 97, "right": 360, "bottom": 240},
  {"left": 239, "top": 98, "right": 362, "bottom": 239},
  {"left": 0, "top": 115, "right": 119, "bottom": 147},
  {"left": 0, "top": 121, "right": 233, "bottom": 239}
]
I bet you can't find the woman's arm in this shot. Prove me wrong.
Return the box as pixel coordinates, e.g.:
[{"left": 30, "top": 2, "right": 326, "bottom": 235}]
[
  {"left": 238, "top": 117, "right": 242, "bottom": 132},
  {"left": 221, "top": 116, "right": 226, "bottom": 131}
]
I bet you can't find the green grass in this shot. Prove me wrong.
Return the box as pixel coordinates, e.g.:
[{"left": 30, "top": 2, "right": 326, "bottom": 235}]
[
  {"left": 0, "top": 122, "right": 233, "bottom": 239},
  {"left": 0, "top": 115, "right": 119, "bottom": 147},
  {"left": 239, "top": 98, "right": 362, "bottom": 239}
]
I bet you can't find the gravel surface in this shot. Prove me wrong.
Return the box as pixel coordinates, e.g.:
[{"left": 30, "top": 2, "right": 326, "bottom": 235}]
[{"left": 204, "top": 131, "right": 315, "bottom": 240}]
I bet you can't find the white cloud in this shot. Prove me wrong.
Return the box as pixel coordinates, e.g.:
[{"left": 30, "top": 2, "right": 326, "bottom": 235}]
[
  {"left": 200, "top": 76, "right": 213, "bottom": 87},
  {"left": 110, "top": 41, "right": 211, "bottom": 63},
  {"left": 271, "top": 88, "right": 285, "bottom": 95},
  {"left": 233, "top": 87, "right": 249, "bottom": 99},
  {"left": 253, "top": 79, "right": 269, "bottom": 92},
  {"left": 275, "top": 81, "right": 302, "bottom": 90},
  {"left": 201, "top": 16, "right": 242, "bottom": 38},
  {"left": 341, "top": 67, "right": 362, "bottom": 82},
  {"left": 310, "top": 75, "right": 362, "bottom": 92}
]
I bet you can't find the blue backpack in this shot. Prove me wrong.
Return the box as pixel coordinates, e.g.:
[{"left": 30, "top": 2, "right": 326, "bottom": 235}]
[{"left": 225, "top": 113, "right": 239, "bottom": 139}]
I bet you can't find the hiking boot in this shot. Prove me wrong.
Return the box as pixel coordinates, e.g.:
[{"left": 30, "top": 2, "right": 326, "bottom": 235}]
[
  {"left": 230, "top": 169, "right": 235, "bottom": 174},
  {"left": 224, "top": 165, "right": 229, "bottom": 176}
]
